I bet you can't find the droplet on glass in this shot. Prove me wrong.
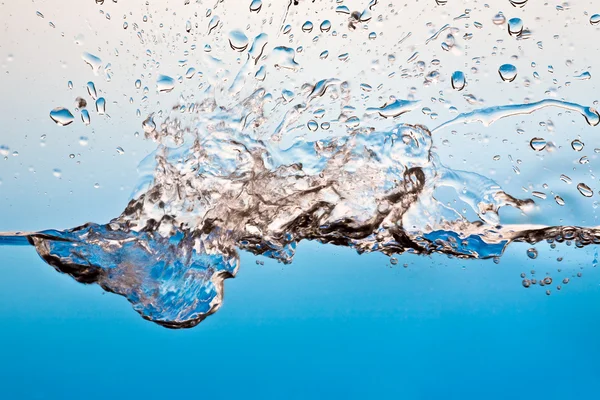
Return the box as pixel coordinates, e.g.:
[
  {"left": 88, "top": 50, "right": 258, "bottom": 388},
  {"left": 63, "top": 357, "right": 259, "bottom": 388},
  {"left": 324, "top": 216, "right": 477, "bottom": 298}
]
[
  {"left": 451, "top": 71, "right": 466, "bottom": 91},
  {"left": 81, "top": 109, "right": 91, "bottom": 125},
  {"left": 49, "top": 107, "right": 74, "bottom": 126},
  {"left": 577, "top": 183, "right": 593, "bottom": 198},
  {"left": 529, "top": 137, "right": 546, "bottom": 151},
  {"left": 498, "top": 63, "right": 518, "bottom": 82},
  {"left": 228, "top": 30, "right": 249, "bottom": 52},
  {"left": 320, "top": 20, "right": 331, "bottom": 33},
  {"left": 590, "top": 14, "right": 600, "bottom": 25},
  {"left": 156, "top": 75, "right": 175, "bottom": 93},
  {"left": 571, "top": 139, "right": 584, "bottom": 151},
  {"left": 249, "top": 0, "right": 262, "bottom": 12},
  {"left": 95, "top": 97, "right": 106, "bottom": 115},
  {"left": 507, "top": 18, "right": 523, "bottom": 36},
  {"left": 302, "top": 21, "right": 313, "bottom": 33}
]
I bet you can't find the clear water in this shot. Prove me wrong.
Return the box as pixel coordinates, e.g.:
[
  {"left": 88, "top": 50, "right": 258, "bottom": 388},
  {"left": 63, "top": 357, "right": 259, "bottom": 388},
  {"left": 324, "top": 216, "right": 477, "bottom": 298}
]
[{"left": 2, "top": 0, "right": 600, "bottom": 398}]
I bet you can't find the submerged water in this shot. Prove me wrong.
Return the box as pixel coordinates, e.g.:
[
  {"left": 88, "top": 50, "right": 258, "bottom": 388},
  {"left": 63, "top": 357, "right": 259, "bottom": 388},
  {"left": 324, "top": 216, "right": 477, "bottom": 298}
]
[{"left": 2, "top": 0, "right": 600, "bottom": 331}]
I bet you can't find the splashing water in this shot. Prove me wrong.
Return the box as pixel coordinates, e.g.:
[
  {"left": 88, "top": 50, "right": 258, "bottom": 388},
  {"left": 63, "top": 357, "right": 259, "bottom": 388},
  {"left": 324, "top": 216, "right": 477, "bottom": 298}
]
[{"left": 3, "top": 0, "right": 600, "bottom": 328}]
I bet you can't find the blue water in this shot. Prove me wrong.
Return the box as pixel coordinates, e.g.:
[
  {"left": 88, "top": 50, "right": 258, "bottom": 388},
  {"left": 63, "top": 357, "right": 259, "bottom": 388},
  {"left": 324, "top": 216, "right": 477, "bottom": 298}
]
[{"left": 2, "top": 240, "right": 599, "bottom": 399}]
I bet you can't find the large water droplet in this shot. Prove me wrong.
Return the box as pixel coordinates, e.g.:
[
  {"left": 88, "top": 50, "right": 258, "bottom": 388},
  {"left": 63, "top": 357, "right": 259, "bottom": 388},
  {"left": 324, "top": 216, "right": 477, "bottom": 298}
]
[
  {"left": 498, "top": 64, "right": 518, "bottom": 82},
  {"left": 157, "top": 75, "right": 175, "bottom": 93},
  {"left": 307, "top": 120, "right": 318, "bottom": 131},
  {"left": 272, "top": 47, "right": 299, "bottom": 71},
  {"left": 320, "top": 20, "right": 331, "bottom": 33},
  {"left": 529, "top": 137, "right": 546, "bottom": 151},
  {"left": 95, "top": 97, "right": 106, "bottom": 115},
  {"left": 82, "top": 52, "right": 102, "bottom": 75},
  {"left": 571, "top": 139, "right": 584, "bottom": 151},
  {"left": 249, "top": 0, "right": 262, "bottom": 12},
  {"left": 451, "top": 71, "right": 466, "bottom": 91},
  {"left": 87, "top": 81, "right": 97, "bottom": 100},
  {"left": 228, "top": 30, "right": 249, "bottom": 52},
  {"left": 49, "top": 107, "right": 74, "bottom": 126},
  {"left": 135, "top": 79, "right": 142, "bottom": 89},
  {"left": 302, "top": 21, "right": 313, "bottom": 33},
  {"left": 507, "top": 18, "right": 523, "bottom": 36},
  {"left": 526, "top": 248, "right": 538, "bottom": 259},
  {"left": 590, "top": 14, "right": 600, "bottom": 25},
  {"left": 577, "top": 183, "right": 593, "bottom": 197},
  {"left": 81, "top": 109, "right": 91, "bottom": 125},
  {"left": 208, "top": 16, "right": 220, "bottom": 35}
]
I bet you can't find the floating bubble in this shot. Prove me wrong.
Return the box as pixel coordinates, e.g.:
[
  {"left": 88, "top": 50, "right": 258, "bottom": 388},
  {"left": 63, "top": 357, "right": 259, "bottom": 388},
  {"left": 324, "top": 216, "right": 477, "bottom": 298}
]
[
  {"left": 49, "top": 107, "right": 74, "bottom": 126},
  {"left": 527, "top": 248, "right": 538, "bottom": 259},
  {"left": 498, "top": 64, "right": 518, "bottom": 82},
  {"left": 451, "top": 71, "right": 466, "bottom": 91}
]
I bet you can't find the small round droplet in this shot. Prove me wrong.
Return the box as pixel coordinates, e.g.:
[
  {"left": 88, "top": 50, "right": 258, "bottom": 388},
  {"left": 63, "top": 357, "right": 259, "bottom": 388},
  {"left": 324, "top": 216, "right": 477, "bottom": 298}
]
[
  {"left": 451, "top": 71, "right": 466, "bottom": 91},
  {"left": 492, "top": 12, "right": 506, "bottom": 25},
  {"left": 522, "top": 279, "right": 531, "bottom": 288},
  {"left": 529, "top": 137, "right": 546, "bottom": 151},
  {"left": 49, "top": 107, "right": 74, "bottom": 126},
  {"left": 577, "top": 183, "right": 593, "bottom": 198},
  {"left": 307, "top": 120, "right": 318, "bottom": 131},
  {"left": 498, "top": 63, "right": 518, "bottom": 82},
  {"left": 527, "top": 248, "right": 538, "bottom": 259},
  {"left": 571, "top": 139, "right": 584, "bottom": 151}
]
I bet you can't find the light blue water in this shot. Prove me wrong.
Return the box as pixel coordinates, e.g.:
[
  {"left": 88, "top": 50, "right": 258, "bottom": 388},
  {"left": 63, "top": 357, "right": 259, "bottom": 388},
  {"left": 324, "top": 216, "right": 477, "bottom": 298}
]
[{"left": 2, "top": 241, "right": 600, "bottom": 399}]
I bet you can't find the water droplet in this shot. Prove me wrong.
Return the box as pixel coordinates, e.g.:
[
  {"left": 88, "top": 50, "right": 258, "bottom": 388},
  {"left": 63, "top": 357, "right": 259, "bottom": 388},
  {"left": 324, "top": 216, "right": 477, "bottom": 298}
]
[
  {"left": 52, "top": 169, "right": 62, "bottom": 178},
  {"left": 86, "top": 81, "right": 97, "bottom": 100},
  {"left": 95, "top": 97, "right": 106, "bottom": 115},
  {"left": 307, "top": 120, "right": 318, "bottom": 131},
  {"left": 451, "top": 71, "right": 466, "bottom": 91},
  {"left": 228, "top": 30, "right": 249, "bottom": 52},
  {"left": 522, "top": 279, "right": 531, "bottom": 288},
  {"left": 529, "top": 137, "right": 546, "bottom": 151},
  {"left": 142, "top": 115, "right": 156, "bottom": 133},
  {"left": 272, "top": 47, "right": 299, "bottom": 71},
  {"left": 509, "top": 0, "right": 528, "bottom": 7},
  {"left": 249, "top": 0, "right": 262, "bottom": 13},
  {"left": 574, "top": 71, "right": 591, "bottom": 80},
  {"left": 527, "top": 248, "right": 538, "bottom": 259},
  {"left": 507, "top": 18, "right": 523, "bottom": 36},
  {"left": 49, "top": 107, "right": 74, "bottom": 126},
  {"left": 208, "top": 16, "right": 220, "bottom": 35},
  {"left": 82, "top": 52, "right": 102, "bottom": 75},
  {"left": 571, "top": 139, "right": 584, "bottom": 151},
  {"left": 590, "top": 14, "right": 600, "bottom": 25},
  {"left": 320, "top": 20, "right": 331, "bottom": 33},
  {"left": 185, "top": 67, "right": 196, "bottom": 79},
  {"left": 116, "top": 146, "right": 124, "bottom": 155},
  {"left": 81, "top": 109, "right": 91, "bottom": 125},
  {"left": 157, "top": 75, "right": 175, "bottom": 93},
  {"left": 302, "top": 21, "right": 313, "bottom": 33},
  {"left": 36, "top": 11, "right": 44, "bottom": 18},
  {"left": 498, "top": 64, "right": 518, "bottom": 82},
  {"left": 555, "top": 195, "right": 565, "bottom": 206},
  {"left": 492, "top": 12, "right": 506, "bottom": 25},
  {"left": 577, "top": 183, "right": 593, "bottom": 197},
  {"left": 135, "top": 79, "right": 142, "bottom": 89}
]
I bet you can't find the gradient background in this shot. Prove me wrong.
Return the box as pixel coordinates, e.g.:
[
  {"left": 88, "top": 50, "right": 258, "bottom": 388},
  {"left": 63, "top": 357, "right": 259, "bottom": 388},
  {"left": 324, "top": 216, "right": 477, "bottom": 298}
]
[{"left": 2, "top": 1, "right": 600, "bottom": 399}]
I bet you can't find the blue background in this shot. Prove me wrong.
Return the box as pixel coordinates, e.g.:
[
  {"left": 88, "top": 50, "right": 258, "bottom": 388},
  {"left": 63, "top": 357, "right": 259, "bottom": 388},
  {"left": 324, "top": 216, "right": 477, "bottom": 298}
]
[{"left": 1, "top": 240, "right": 599, "bottom": 399}]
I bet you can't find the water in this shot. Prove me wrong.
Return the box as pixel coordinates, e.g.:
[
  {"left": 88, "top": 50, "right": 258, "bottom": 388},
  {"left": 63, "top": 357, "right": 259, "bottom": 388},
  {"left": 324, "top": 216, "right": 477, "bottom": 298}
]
[{"left": 3, "top": 2, "right": 600, "bottom": 397}]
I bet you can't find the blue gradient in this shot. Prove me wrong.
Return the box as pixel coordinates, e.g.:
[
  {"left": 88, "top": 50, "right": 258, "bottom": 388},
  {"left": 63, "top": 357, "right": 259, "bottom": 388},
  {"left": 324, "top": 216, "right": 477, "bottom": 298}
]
[{"left": 2, "top": 240, "right": 600, "bottom": 399}]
